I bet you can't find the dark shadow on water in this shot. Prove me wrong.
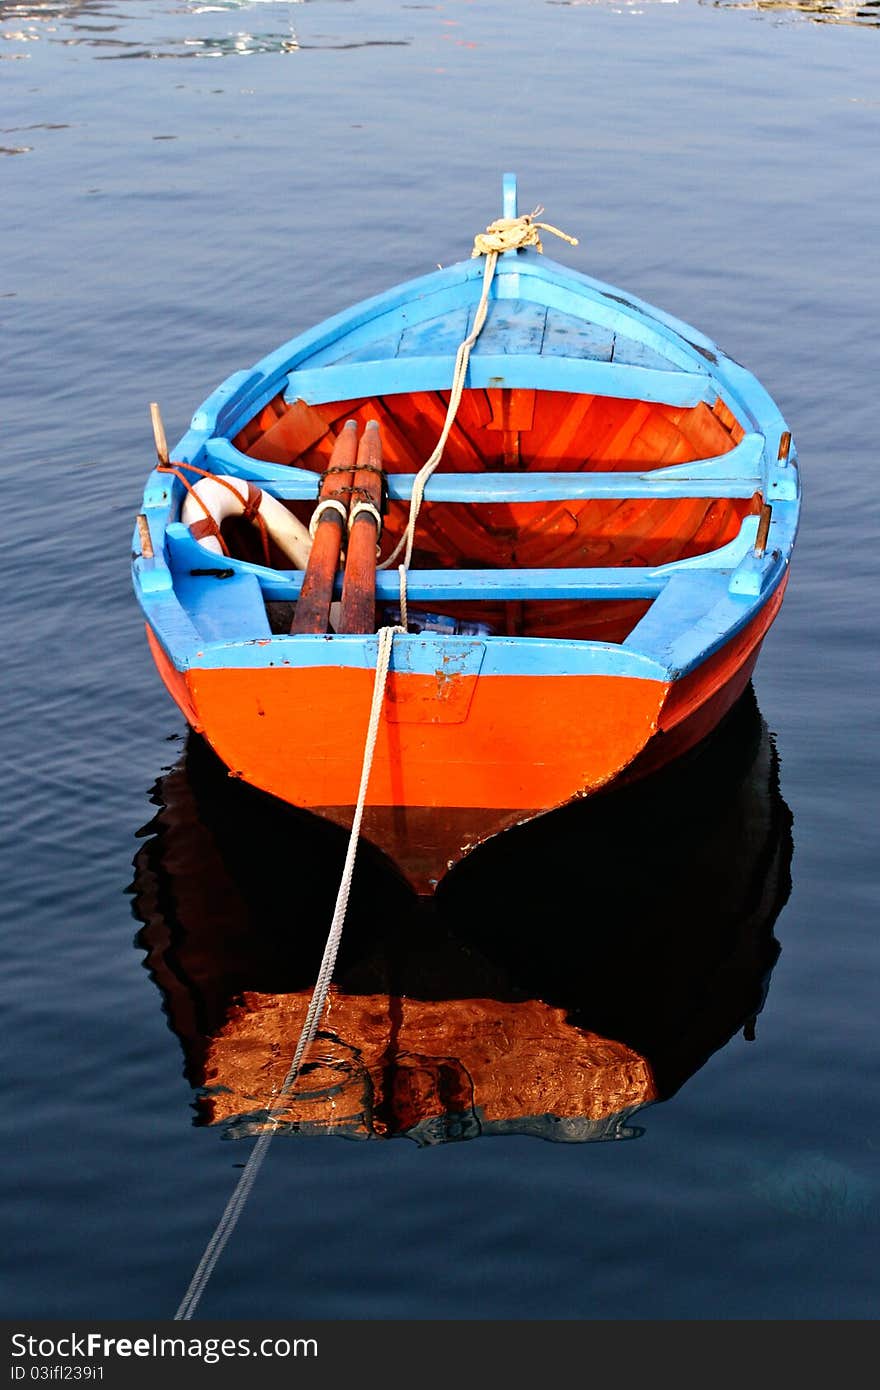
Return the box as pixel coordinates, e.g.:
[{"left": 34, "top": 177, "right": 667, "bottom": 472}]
[{"left": 129, "top": 682, "right": 794, "bottom": 1146}]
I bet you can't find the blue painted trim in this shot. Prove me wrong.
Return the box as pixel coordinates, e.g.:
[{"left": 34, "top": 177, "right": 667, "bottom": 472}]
[
  {"left": 622, "top": 559, "right": 787, "bottom": 675},
  {"left": 204, "top": 437, "right": 317, "bottom": 489},
  {"left": 209, "top": 636, "right": 667, "bottom": 680},
  {"left": 137, "top": 513, "right": 787, "bottom": 682},
  {"left": 204, "top": 432, "right": 765, "bottom": 503},
  {"left": 176, "top": 628, "right": 669, "bottom": 682},
  {"left": 161, "top": 242, "right": 800, "bottom": 470},
  {"left": 133, "top": 554, "right": 173, "bottom": 595},
  {"left": 284, "top": 355, "right": 712, "bottom": 409},
  {"left": 281, "top": 470, "right": 761, "bottom": 503},
  {"left": 506, "top": 255, "right": 722, "bottom": 357},
  {"left": 138, "top": 592, "right": 203, "bottom": 670},
  {"left": 180, "top": 420, "right": 797, "bottom": 517},
  {"left": 174, "top": 569, "right": 272, "bottom": 643},
  {"left": 299, "top": 283, "right": 478, "bottom": 371},
  {"left": 491, "top": 269, "right": 704, "bottom": 372},
  {"left": 502, "top": 172, "right": 518, "bottom": 221},
  {"left": 164, "top": 514, "right": 761, "bottom": 598},
  {"left": 281, "top": 266, "right": 710, "bottom": 378}
]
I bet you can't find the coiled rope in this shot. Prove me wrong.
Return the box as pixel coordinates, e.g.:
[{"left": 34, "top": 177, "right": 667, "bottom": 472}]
[{"left": 173, "top": 206, "right": 577, "bottom": 1320}]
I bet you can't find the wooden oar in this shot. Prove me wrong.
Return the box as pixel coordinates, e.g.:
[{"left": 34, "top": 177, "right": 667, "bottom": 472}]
[
  {"left": 290, "top": 420, "right": 358, "bottom": 634},
  {"left": 339, "top": 420, "right": 384, "bottom": 635}
]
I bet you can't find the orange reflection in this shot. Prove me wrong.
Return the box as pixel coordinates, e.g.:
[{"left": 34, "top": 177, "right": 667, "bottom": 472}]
[{"left": 131, "top": 683, "right": 792, "bottom": 1145}]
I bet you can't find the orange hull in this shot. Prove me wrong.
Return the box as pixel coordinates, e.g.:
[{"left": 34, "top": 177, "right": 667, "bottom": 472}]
[
  {"left": 145, "top": 581, "right": 784, "bottom": 891},
  {"left": 186, "top": 665, "right": 667, "bottom": 809},
  {"left": 621, "top": 573, "right": 788, "bottom": 785}
]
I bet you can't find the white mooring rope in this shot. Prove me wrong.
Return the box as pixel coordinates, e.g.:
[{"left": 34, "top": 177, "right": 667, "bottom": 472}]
[
  {"left": 174, "top": 206, "right": 577, "bottom": 1319},
  {"left": 381, "top": 210, "right": 576, "bottom": 618},
  {"left": 175, "top": 625, "right": 400, "bottom": 1320}
]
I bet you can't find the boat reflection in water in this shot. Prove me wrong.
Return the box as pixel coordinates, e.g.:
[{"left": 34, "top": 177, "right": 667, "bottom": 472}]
[{"left": 130, "top": 684, "right": 793, "bottom": 1145}]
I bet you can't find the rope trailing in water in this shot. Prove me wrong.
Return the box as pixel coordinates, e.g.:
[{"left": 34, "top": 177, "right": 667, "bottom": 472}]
[
  {"left": 175, "top": 623, "right": 401, "bottom": 1321},
  {"left": 173, "top": 205, "right": 577, "bottom": 1319}
]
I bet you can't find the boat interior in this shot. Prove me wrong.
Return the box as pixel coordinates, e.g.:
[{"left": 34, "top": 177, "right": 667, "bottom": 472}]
[{"left": 213, "top": 385, "right": 761, "bottom": 643}]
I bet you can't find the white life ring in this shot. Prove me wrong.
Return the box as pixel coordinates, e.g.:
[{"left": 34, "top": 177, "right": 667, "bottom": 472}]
[{"left": 181, "top": 474, "right": 311, "bottom": 569}]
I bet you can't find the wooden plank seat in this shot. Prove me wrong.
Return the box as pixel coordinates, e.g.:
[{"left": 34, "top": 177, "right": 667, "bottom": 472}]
[
  {"left": 202, "top": 431, "right": 797, "bottom": 503},
  {"left": 164, "top": 515, "right": 774, "bottom": 606}
]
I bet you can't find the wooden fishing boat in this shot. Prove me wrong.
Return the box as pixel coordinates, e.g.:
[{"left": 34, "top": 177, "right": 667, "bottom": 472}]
[
  {"left": 132, "top": 175, "right": 800, "bottom": 893},
  {"left": 131, "top": 685, "right": 792, "bottom": 1144}
]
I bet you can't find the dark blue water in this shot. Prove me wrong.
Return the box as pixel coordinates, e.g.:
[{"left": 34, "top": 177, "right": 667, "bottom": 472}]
[{"left": 3, "top": 0, "right": 878, "bottom": 1322}]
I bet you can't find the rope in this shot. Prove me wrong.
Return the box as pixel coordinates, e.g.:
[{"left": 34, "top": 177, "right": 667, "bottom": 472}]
[
  {"left": 241, "top": 480, "right": 272, "bottom": 566},
  {"left": 174, "top": 623, "right": 402, "bottom": 1321},
  {"left": 158, "top": 459, "right": 256, "bottom": 506},
  {"left": 157, "top": 464, "right": 231, "bottom": 556},
  {"left": 158, "top": 462, "right": 271, "bottom": 564},
  {"left": 308, "top": 496, "right": 348, "bottom": 538},
  {"left": 378, "top": 209, "right": 578, "bottom": 622},
  {"left": 173, "top": 204, "right": 577, "bottom": 1319},
  {"left": 348, "top": 500, "right": 383, "bottom": 534},
  {"left": 471, "top": 207, "right": 578, "bottom": 258}
]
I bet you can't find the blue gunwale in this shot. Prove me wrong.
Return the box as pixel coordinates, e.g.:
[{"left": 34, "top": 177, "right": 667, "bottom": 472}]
[
  {"left": 171, "top": 251, "right": 796, "bottom": 468},
  {"left": 132, "top": 511, "right": 790, "bottom": 683},
  {"left": 133, "top": 177, "right": 800, "bottom": 697}
]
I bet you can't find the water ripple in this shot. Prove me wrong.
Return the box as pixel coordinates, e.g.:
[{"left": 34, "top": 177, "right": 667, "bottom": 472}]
[
  {"left": 709, "top": 0, "right": 879, "bottom": 26},
  {"left": 2, "top": 0, "right": 876, "bottom": 64},
  {"left": 548, "top": 0, "right": 878, "bottom": 21},
  {"left": 0, "top": 1, "right": 413, "bottom": 59}
]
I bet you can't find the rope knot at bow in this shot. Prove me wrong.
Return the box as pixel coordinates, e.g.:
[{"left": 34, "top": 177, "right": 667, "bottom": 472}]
[{"left": 471, "top": 206, "right": 579, "bottom": 259}]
